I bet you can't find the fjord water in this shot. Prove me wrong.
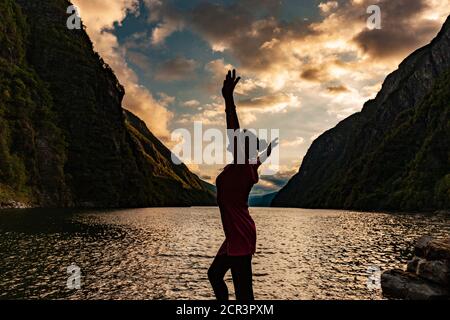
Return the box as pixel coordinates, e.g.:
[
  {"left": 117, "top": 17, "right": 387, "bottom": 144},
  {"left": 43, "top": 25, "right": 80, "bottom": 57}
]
[{"left": 0, "top": 207, "right": 449, "bottom": 300}]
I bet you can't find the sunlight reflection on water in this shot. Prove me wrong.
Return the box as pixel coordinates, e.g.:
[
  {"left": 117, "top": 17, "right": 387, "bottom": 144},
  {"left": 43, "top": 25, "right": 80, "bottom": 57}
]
[{"left": 0, "top": 207, "right": 449, "bottom": 300}]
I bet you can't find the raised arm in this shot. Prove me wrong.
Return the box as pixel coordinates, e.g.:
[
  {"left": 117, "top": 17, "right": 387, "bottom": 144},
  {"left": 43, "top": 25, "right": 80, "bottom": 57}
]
[
  {"left": 258, "top": 137, "right": 279, "bottom": 164},
  {"left": 222, "top": 69, "right": 241, "bottom": 130}
]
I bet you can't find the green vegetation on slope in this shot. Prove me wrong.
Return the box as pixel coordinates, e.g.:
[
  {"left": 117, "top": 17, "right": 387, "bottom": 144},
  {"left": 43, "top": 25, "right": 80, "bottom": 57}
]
[
  {"left": 0, "top": 0, "right": 67, "bottom": 205},
  {"left": 273, "top": 17, "right": 450, "bottom": 212},
  {"left": 125, "top": 110, "right": 216, "bottom": 206},
  {"left": 1, "top": 0, "right": 215, "bottom": 207},
  {"left": 334, "top": 70, "right": 450, "bottom": 211},
  {"left": 273, "top": 69, "right": 450, "bottom": 212}
]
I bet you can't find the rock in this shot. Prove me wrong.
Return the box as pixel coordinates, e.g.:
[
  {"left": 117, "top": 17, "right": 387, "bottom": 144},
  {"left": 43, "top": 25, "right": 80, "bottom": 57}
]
[
  {"left": 382, "top": 237, "right": 450, "bottom": 300},
  {"left": 425, "top": 239, "right": 450, "bottom": 261},
  {"left": 0, "top": 200, "right": 31, "bottom": 209},
  {"left": 417, "top": 260, "right": 450, "bottom": 285},
  {"left": 414, "top": 236, "right": 433, "bottom": 258},
  {"left": 381, "top": 269, "right": 449, "bottom": 300},
  {"left": 406, "top": 257, "right": 424, "bottom": 273}
]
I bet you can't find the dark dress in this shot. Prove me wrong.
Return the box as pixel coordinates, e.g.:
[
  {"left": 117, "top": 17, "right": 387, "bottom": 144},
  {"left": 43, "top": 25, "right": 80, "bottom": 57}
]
[
  {"left": 216, "top": 163, "right": 260, "bottom": 256},
  {"left": 208, "top": 162, "right": 260, "bottom": 301}
]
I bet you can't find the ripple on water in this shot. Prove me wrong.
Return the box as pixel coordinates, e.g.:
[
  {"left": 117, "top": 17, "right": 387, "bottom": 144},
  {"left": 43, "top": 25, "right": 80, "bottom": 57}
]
[{"left": 0, "top": 208, "right": 449, "bottom": 300}]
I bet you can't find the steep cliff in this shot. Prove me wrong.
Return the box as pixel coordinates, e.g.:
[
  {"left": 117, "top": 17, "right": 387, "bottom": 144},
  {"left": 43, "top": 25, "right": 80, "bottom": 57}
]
[
  {"left": 0, "top": 0, "right": 215, "bottom": 208},
  {"left": 272, "top": 17, "right": 450, "bottom": 211},
  {"left": 124, "top": 110, "right": 216, "bottom": 206}
]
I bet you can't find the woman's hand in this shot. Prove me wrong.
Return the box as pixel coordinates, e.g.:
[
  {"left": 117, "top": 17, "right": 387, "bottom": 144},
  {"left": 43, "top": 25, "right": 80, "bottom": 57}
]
[
  {"left": 222, "top": 69, "right": 241, "bottom": 102},
  {"left": 223, "top": 69, "right": 241, "bottom": 130},
  {"left": 259, "top": 137, "right": 279, "bottom": 163},
  {"left": 266, "top": 137, "right": 279, "bottom": 158}
]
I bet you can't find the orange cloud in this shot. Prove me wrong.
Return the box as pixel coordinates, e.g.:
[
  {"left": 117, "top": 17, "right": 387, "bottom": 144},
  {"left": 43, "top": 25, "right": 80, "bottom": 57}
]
[{"left": 72, "top": 0, "right": 173, "bottom": 141}]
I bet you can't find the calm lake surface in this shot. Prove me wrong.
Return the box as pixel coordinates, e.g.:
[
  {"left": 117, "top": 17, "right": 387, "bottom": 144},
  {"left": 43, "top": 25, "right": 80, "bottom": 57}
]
[{"left": 0, "top": 207, "right": 449, "bottom": 300}]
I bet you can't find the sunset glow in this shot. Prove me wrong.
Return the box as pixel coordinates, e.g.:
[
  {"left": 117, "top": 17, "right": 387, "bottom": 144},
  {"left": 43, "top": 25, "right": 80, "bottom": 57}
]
[{"left": 72, "top": 0, "right": 450, "bottom": 194}]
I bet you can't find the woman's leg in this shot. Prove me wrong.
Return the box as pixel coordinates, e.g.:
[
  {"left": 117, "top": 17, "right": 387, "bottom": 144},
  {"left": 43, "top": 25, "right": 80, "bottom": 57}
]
[
  {"left": 230, "top": 255, "right": 254, "bottom": 301},
  {"left": 208, "top": 254, "right": 231, "bottom": 300}
]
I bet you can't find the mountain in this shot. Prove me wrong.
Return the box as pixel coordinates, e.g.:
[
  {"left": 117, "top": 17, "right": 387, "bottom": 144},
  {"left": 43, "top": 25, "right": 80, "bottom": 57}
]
[
  {"left": 0, "top": 0, "right": 215, "bottom": 208},
  {"left": 124, "top": 110, "right": 216, "bottom": 206},
  {"left": 249, "top": 192, "right": 277, "bottom": 207},
  {"left": 272, "top": 16, "right": 450, "bottom": 212}
]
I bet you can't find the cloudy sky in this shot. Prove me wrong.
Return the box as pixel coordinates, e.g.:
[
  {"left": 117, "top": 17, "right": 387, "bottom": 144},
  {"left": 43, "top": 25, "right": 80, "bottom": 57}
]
[{"left": 71, "top": 0, "right": 449, "bottom": 195}]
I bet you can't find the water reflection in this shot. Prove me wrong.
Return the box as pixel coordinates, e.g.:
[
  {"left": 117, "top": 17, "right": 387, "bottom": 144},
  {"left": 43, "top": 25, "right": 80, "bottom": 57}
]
[{"left": 0, "top": 208, "right": 448, "bottom": 300}]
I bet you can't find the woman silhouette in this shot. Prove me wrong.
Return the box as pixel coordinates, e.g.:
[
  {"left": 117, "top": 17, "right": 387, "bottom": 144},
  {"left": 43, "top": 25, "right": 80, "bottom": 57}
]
[{"left": 208, "top": 70, "right": 278, "bottom": 301}]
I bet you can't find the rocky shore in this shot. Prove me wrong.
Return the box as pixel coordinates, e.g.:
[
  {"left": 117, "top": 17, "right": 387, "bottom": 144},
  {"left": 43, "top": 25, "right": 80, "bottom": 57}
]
[
  {"left": 381, "top": 236, "right": 450, "bottom": 300},
  {"left": 0, "top": 200, "right": 32, "bottom": 209}
]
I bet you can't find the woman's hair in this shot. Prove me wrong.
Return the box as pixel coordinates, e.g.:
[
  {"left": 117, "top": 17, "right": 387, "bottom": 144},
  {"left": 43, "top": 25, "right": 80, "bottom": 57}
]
[{"left": 228, "top": 129, "right": 268, "bottom": 163}]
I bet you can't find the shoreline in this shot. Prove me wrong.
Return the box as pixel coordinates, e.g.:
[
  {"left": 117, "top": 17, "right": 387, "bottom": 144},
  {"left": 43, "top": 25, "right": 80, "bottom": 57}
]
[
  {"left": 0, "top": 200, "right": 33, "bottom": 210},
  {"left": 0, "top": 202, "right": 448, "bottom": 217},
  {"left": 382, "top": 236, "right": 450, "bottom": 300}
]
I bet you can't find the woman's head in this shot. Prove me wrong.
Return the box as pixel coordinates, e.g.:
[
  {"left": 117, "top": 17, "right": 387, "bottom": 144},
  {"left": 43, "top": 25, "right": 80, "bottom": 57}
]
[{"left": 228, "top": 129, "right": 268, "bottom": 164}]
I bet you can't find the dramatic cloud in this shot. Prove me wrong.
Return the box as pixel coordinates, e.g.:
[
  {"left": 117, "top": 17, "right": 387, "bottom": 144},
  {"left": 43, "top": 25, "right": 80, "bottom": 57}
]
[
  {"left": 326, "top": 85, "right": 350, "bottom": 94},
  {"left": 205, "top": 59, "right": 233, "bottom": 77},
  {"left": 301, "top": 67, "right": 330, "bottom": 82},
  {"left": 188, "top": 2, "right": 311, "bottom": 74},
  {"left": 155, "top": 57, "right": 197, "bottom": 81},
  {"left": 319, "top": 1, "right": 339, "bottom": 14},
  {"left": 72, "top": 0, "right": 450, "bottom": 193},
  {"left": 351, "top": 0, "right": 443, "bottom": 59},
  {"left": 182, "top": 100, "right": 201, "bottom": 108},
  {"left": 238, "top": 93, "right": 300, "bottom": 113},
  {"left": 281, "top": 137, "right": 305, "bottom": 147},
  {"left": 126, "top": 50, "right": 151, "bottom": 70},
  {"left": 143, "top": 0, "right": 185, "bottom": 45},
  {"left": 151, "top": 18, "right": 184, "bottom": 46},
  {"left": 72, "top": 0, "right": 173, "bottom": 141}
]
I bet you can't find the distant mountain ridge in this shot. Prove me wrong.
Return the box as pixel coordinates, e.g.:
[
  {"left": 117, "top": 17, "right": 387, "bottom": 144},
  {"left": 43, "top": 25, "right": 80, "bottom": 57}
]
[
  {"left": 249, "top": 192, "right": 277, "bottom": 207},
  {"left": 272, "top": 16, "right": 450, "bottom": 211},
  {"left": 0, "top": 0, "right": 215, "bottom": 208}
]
